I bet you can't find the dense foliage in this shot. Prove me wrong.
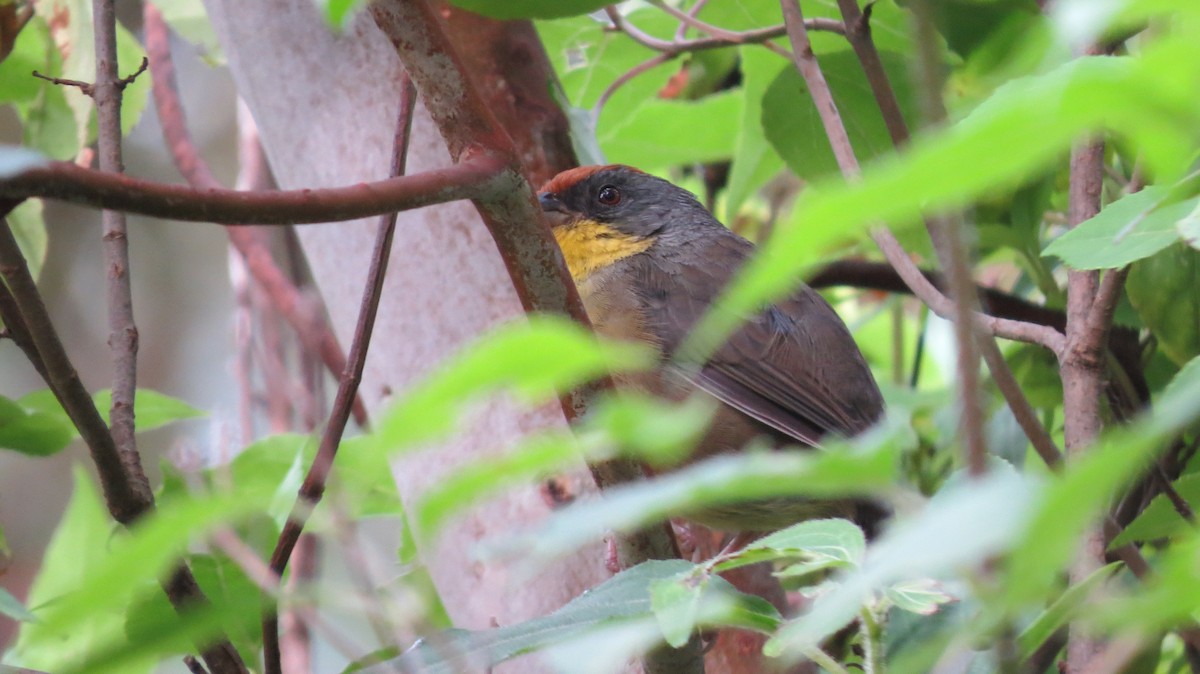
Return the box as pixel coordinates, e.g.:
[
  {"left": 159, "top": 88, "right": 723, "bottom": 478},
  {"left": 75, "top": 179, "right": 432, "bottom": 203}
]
[{"left": 2, "top": 0, "right": 1200, "bottom": 673}]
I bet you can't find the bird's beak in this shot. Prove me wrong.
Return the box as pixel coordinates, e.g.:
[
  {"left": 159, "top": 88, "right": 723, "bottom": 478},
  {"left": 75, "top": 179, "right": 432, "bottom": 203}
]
[{"left": 538, "top": 192, "right": 571, "bottom": 228}]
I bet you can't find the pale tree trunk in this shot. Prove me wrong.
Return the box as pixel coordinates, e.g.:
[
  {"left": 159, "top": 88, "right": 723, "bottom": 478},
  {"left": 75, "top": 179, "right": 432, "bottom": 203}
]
[{"left": 202, "top": 2, "right": 614, "bottom": 671}]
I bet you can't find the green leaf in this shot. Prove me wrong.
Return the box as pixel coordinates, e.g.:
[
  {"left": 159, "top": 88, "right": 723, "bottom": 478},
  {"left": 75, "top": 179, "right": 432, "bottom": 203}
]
[
  {"left": 1003, "top": 354, "right": 1200, "bottom": 609},
  {"left": 329, "top": 435, "right": 403, "bottom": 518},
  {"left": 765, "top": 469, "right": 1039, "bottom": 659},
  {"left": 1127, "top": 242, "right": 1200, "bottom": 366},
  {"left": 724, "top": 47, "right": 787, "bottom": 221},
  {"left": 449, "top": 0, "right": 611, "bottom": 20},
  {"left": 600, "top": 89, "right": 741, "bottom": 169},
  {"left": 9, "top": 467, "right": 125, "bottom": 672},
  {"left": 1113, "top": 473, "right": 1200, "bottom": 546},
  {"left": 12, "top": 473, "right": 267, "bottom": 673},
  {"left": 1042, "top": 186, "right": 1200, "bottom": 269},
  {"left": 0, "top": 393, "right": 75, "bottom": 457},
  {"left": 650, "top": 568, "right": 781, "bottom": 648},
  {"left": 1016, "top": 561, "right": 1120, "bottom": 660},
  {"left": 493, "top": 424, "right": 903, "bottom": 564},
  {"left": 690, "top": 51, "right": 1200, "bottom": 359},
  {"left": 716, "top": 518, "right": 867, "bottom": 577},
  {"left": 0, "top": 586, "right": 36, "bottom": 623},
  {"left": 7, "top": 198, "right": 48, "bottom": 281},
  {"left": 92, "top": 388, "right": 206, "bottom": 432},
  {"left": 369, "top": 559, "right": 777, "bottom": 673},
  {"left": 885, "top": 578, "right": 955, "bottom": 616},
  {"left": 762, "top": 49, "right": 916, "bottom": 181},
  {"left": 1179, "top": 199, "right": 1200, "bottom": 249},
  {"left": 376, "top": 315, "right": 652, "bottom": 450}
]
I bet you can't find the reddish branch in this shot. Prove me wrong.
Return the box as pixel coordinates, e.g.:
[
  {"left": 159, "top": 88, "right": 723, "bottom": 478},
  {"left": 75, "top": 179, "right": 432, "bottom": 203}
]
[
  {"left": 606, "top": 4, "right": 843, "bottom": 58},
  {"left": 0, "top": 157, "right": 506, "bottom": 224},
  {"left": 142, "top": 3, "right": 367, "bottom": 427},
  {"left": 369, "top": 2, "right": 697, "bottom": 672},
  {"left": 369, "top": 0, "right": 683, "bottom": 566}
]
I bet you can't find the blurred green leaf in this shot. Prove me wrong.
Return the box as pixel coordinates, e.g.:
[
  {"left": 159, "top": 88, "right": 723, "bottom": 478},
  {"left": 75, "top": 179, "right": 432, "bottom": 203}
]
[
  {"left": 369, "top": 559, "right": 775, "bottom": 673},
  {"left": 331, "top": 435, "right": 403, "bottom": 518},
  {"left": 13, "top": 475, "right": 266, "bottom": 673},
  {"left": 494, "top": 423, "right": 903, "bottom": 564},
  {"left": 0, "top": 393, "right": 74, "bottom": 457},
  {"left": 1042, "top": 186, "right": 1199, "bottom": 269},
  {"left": 885, "top": 578, "right": 954, "bottom": 616},
  {"left": 449, "top": 0, "right": 611, "bottom": 20},
  {"left": 0, "top": 586, "right": 36, "bottom": 623},
  {"left": 154, "top": 0, "right": 223, "bottom": 62},
  {"left": 763, "top": 49, "right": 916, "bottom": 181},
  {"left": 1016, "top": 561, "right": 1120, "bottom": 660},
  {"left": 376, "top": 314, "right": 653, "bottom": 450},
  {"left": 1127, "top": 242, "right": 1200, "bottom": 366},
  {"left": 1113, "top": 473, "right": 1200, "bottom": 546},
  {"left": 92, "top": 389, "right": 206, "bottom": 432},
  {"left": 1004, "top": 354, "right": 1200, "bottom": 608},
  {"left": 0, "top": 16, "right": 50, "bottom": 106},
  {"left": 8, "top": 198, "right": 47, "bottom": 281},
  {"left": 693, "top": 51, "right": 1200, "bottom": 358},
  {"left": 724, "top": 46, "right": 787, "bottom": 221},
  {"left": 9, "top": 467, "right": 130, "bottom": 672},
  {"left": 1093, "top": 531, "right": 1200, "bottom": 635},
  {"left": 766, "top": 469, "right": 1039, "bottom": 659}
]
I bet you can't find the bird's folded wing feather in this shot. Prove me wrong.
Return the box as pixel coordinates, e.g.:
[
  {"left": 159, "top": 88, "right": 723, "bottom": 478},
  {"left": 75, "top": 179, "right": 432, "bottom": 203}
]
[{"left": 643, "top": 234, "right": 883, "bottom": 447}]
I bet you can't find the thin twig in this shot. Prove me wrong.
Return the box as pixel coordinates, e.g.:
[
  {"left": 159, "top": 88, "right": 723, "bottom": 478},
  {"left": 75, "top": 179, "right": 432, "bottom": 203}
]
[
  {"left": 262, "top": 73, "right": 417, "bottom": 674},
  {"left": 605, "top": 4, "right": 842, "bottom": 58},
  {"left": 93, "top": 0, "right": 153, "bottom": 519},
  {"left": 594, "top": 52, "right": 674, "bottom": 113}
]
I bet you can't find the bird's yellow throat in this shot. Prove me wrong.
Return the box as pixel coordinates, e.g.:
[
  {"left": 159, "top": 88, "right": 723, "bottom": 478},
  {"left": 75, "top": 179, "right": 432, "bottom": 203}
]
[{"left": 553, "top": 220, "right": 653, "bottom": 282}]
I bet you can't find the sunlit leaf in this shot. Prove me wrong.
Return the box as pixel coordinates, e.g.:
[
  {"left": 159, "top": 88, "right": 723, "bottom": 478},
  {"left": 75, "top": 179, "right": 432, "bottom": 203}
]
[
  {"left": 0, "top": 393, "right": 74, "bottom": 457},
  {"left": 92, "top": 389, "right": 206, "bottom": 432},
  {"left": 724, "top": 47, "right": 787, "bottom": 222},
  {"left": 376, "top": 315, "right": 652, "bottom": 450},
  {"left": 493, "top": 423, "right": 904, "bottom": 564},
  {"left": 154, "top": 0, "right": 223, "bottom": 62},
  {"left": 601, "top": 89, "right": 741, "bottom": 169},
  {"left": 1042, "top": 186, "right": 1199, "bottom": 269},
  {"left": 885, "top": 578, "right": 955, "bottom": 616}
]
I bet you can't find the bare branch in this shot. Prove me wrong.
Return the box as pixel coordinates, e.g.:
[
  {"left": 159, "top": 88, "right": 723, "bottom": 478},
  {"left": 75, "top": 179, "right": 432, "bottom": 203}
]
[
  {"left": 261, "top": 74, "right": 416, "bottom": 674},
  {"left": 0, "top": 157, "right": 507, "bottom": 224},
  {"left": 606, "top": 3, "right": 842, "bottom": 58}
]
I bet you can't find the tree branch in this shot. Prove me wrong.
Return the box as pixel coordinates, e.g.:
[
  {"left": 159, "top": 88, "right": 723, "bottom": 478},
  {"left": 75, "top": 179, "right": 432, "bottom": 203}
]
[
  {"left": 142, "top": 2, "right": 368, "bottom": 427},
  {"left": 0, "top": 158, "right": 507, "bottom": 224},
  {"left": 606, "top": 3, "right": 843, "bottom": 58},
  {"left": 92, "top": 0, "right": 153, "bottom": 513},
  {"left": 261, "top": 73, "right": 416, "bottom": 674},
  {"left": 370, "top": 2, "right": 698, "bottom": 671}
]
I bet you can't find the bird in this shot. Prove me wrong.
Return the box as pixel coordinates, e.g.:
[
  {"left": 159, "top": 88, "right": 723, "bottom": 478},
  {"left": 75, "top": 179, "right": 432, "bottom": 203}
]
[{"left": 537, "top": 164, "right": 887, "bottom": 534}]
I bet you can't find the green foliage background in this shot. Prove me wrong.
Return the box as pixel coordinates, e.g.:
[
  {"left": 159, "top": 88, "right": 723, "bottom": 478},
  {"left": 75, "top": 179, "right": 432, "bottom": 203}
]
[{"left": 3, "top": 0, "right": 1200, "bottom": 672}]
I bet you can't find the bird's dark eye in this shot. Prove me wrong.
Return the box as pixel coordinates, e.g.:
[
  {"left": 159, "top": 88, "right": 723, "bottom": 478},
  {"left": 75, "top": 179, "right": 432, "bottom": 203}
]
[{"left": 597, "top": 185, "right": 621, "bottom": 206}]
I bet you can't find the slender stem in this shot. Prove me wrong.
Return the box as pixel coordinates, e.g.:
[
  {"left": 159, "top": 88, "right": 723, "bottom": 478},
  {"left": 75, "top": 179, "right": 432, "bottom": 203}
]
[
  {"left": 262, "top": 74, "right": 417, "bottom": 674},
  {"left": 605, "top": 4, "right": 843, "bottom": 58},
  {"left": 806, "top": 647, "right": 852, "bottom": 674},
  {"left": 0, "top": 157, "right": 507, "bottom": 224},
  {"left": 92, "top": 0, "right": 152, "bottom": 507},
  {"left": 859, "top": 606, "right": 884, "bottom": 674}
]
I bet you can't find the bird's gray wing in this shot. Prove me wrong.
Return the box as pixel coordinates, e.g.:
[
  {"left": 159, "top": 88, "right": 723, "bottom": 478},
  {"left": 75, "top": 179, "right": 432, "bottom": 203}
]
[{"left": 640, "top": 233, "right": 884, "bottom": 446}]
